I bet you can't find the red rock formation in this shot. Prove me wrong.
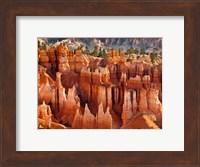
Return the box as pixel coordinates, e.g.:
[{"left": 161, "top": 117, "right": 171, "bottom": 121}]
[
  {"left": 112, "top": 86, "right": 119, "bottom": 104},
  {"left": 143, "top": 75, "right": 151, "bottom": 89},
  {"left": 132, "top": 90, "right": 137, "bottom": 114},
  {"left": 72, "top": 109, "right": 83, "bottom": 129},
  {"left": 148, "top": 89, "right": 161, "bottom": 113},
  {"left": 79, "top": 68, "right": 91, "bottom": 103},
  {"left": 119, "top": 73, "right": 127, "bottom": 104},
  {"left": 92, "top": 68, "right": 102, "bottom": 84},
  {"left": 47, "top": 44, "right": 57, "bottom": 74},
  {"left": 75, "top": 50, "right": 89, "bottom": 73},
  {"left": 148, "top": 89, "right": 162, "bottom": 127},
  {"left": 82, "top": 104, "right": 95, "bottom": 129},
  {"left": 128, "top": 62, "right": 136, "bottom": 78},
  {"left": 55, "top": 72, "right": 67, "bottom": 116},
  {"left": 65, "top": 86, "right": 77, "bottom": 111},
  {"left": 107, "top": 49, "right": 119, "bottom": 58},
  {"left": 122, "top": 112, "right": 160, "bottom": 129},
  {"left": 96, "top": 103, "right": 112, "bottom": 129},
  {"left": 38, "top": 40, "right": 162, "bottom": 129},
  {"left": 38, "top": 101, "right": 52, "bottom": 128},
  {"left": 55, "top": 43, "right": 70, "bottom": 73},
  {"left": 63, "top": 86, "right": 80, "bottom": 125},
  {"left": 38, "top": 101, "right": 66, "bottom": 129},
  {"left": 117, "top": 62, "right": 128, "bottom": 79},
  {"left": 138, "top": 88, "right": 148, "bottom": 112},
  {"left": 145, "top": 56, "right": 151, "bottom": 63},
  {"left": 97, "top": 85, "right": 107, "bottom": 110},
  {"left": 109, "top": 64, "right": 118, "bottom": 81},
  {"left": 144, "top": 64, "right": 152, "bottom": 77},
  {"left": 153, "top": 67, "right": 160, "bottom": 83},
  {"left": 38, "top": 49, "right": 52, "bottom": 71},
  {"left": 103, "top": 107, "right": 113, "bottom": 128},
  {"left": 119, "top": 50, "right": 125, "bottom": 57},
  {"left": 120, "top": 72, "right": 127, "bottom": 86},
  {"left": 136, "top": 62, "right": 144, "bottom": 78},
  {"left": 100, "top": 67, "right": 110, "bottom": 84},
  {"left": 68, "top": 52, "right": 75, "bottom": 71},
  {"left": 106, "top": 86, "right": 112, "bottom": 110},
  {"left": 127, "top": 75, "right": 142, "bottom": 89},
  {"left": 121, "top": 90, "right": 133, "bottom": 125},
  {"left": 38, "top": 49, "right": 49, "bottom": 63},
  {"left": 50, "top": 89, "right": 57, "bottom": 115},
  {"left": 58, "top": 63, "right": 70, "bottom": 73},
  {"left": 61, "top": 71, "right": 79, "bottom": 91},
  {"left": 48, "top": 44, "right": 56, "bottom": 62},
  {"left": 38, "top": 68, "right": 53, "bottom": 105}
]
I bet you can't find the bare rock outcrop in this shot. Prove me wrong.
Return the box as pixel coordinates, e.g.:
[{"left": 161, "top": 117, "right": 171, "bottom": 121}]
[
  {"left": 127, "top": 75, "right": 142, "bottom": 89},
  {"left": 82, "top": 104, "right": 95, "bottom": 129},
  {"left": 96, "top": 103, "right": 112, "bottom": 129},
  {"left": 38, "top": 42, "right": 162, "bottom": 129},
  {"left": 138, "top": 88, "right": 148, "bottom": 112},
  {"left": 122, "top": 112, "right": 160, "bottom": 129},
  {"left": 38, "top": 68, "right": 53, "bottom": 105},
  {"left": 121, "top": 90, "right": 133, "bottom": 125}
]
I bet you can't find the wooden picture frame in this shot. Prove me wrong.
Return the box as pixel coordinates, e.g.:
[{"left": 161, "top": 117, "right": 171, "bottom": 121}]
[{"left": 1, "top": 0, "right": 199, "bottom": 166}]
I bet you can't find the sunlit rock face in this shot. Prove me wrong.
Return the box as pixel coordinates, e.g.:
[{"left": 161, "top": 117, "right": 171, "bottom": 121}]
[
  {"left": 82, "top": 104, "right": 95, "bottom": 129},
  {"left": 152, "top": 67, "right": 160, "bottom": 83},
  {"left": 132, "top": 90, "right": 137, "bottom": 114},
  {"left": 148, "top": 89, "right": 161, "bottom": 113},
  {"left": 96, "top": 104, "right": 112, "bottom": 129},
  {"left": 121, "top": 90, "right": 133, "bottom": 125},
  {"left": 121, "top": 112, "right": 160, "bottom": 129},
  {"left": 148, "top": 89, "right": 162, "bottom": 128},
  {"left": 38, "top": 102, "right": 66, "bottom": 129},
  {"left": 72, "top": 109, "right": 83, "bottom": 129},
  {"left": 38, "top": 67, "right": 54, "bottom": 105},
  {"left": 38, "top": 39, "right": 162, "bottom": 129},
  {"left": 47, "top": 44, "right": 57, "bottom": 75},
  {"left": 138, "top": 89, "right": 148, "bottom": 112}
]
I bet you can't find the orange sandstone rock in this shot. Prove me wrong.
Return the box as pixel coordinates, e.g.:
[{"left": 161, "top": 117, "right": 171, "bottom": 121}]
[
  {"left": 72, "top": 109, "right": 83, "bottom": 129},
  {"left": 38, "top": 68, "right": 53, "bottom": 105},
  {"left": 132, "top": 90, "right": 137, "bottom": 114},
  {"left": 121, "top": 90, "right": 133, "bottom": 125},
  {"left": 127, "top": 75, "right": 142, "bottom": 89},
  {"left": 138, "top": 88, "right": 148, "bottom": 112},
  {"left": 143, "top": 75, "right": 151, "bottom": 90},
  {"left": 96, "top": 103, "right": 112, "bottom": 129},
  {"left": 82, "top": 104, "right": 95, "bottom": 129}
]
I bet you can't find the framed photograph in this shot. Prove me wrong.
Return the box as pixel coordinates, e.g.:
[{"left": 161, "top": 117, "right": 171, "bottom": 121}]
[{"left": 1, "top": 0, "right": 199, "bottom": 166}]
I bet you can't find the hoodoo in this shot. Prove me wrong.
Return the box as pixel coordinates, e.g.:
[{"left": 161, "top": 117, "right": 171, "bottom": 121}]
[{"left": 38, "top": 38, "right": 162, "bottom": 129}]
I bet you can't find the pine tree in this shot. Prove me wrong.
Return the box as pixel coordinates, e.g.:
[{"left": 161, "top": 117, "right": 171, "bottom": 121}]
[
  {"left": 102, "top": 49, "right": 107, "bottom": 58},
  {"left": 140, "top": 48, "right": 145, "bottom": 55},
  {"left": 134, "top": 48, "right": 139, "bottom": 54},
  {"left": 92, "top": 46, "right": 98, "bottom": 57},
  {"left": 84, "top": 46, "right": 90, "bottom": 55}
]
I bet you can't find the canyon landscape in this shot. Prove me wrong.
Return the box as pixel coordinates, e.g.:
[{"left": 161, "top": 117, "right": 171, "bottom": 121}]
[{"left": 38, "top": 38, "right": 162, "bottom": 129}]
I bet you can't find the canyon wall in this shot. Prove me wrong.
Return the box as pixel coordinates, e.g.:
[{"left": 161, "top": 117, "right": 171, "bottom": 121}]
[{"left": 38, "top": 44, "right": 162, "bottom": 129}]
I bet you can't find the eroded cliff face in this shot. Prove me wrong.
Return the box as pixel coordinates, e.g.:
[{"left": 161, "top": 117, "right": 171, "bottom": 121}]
[
  {"left": 38, "top": 102, "right": 66, "bottom": 129},
  {"left": 38, "top": 43, "right": 162, "bottom": 129}
]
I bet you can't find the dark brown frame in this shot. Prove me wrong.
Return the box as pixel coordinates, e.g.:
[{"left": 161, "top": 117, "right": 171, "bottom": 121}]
[{"left": 1, "top": 0, "right": 199, "bottom": 166}]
